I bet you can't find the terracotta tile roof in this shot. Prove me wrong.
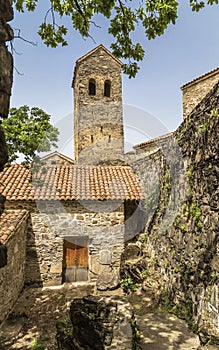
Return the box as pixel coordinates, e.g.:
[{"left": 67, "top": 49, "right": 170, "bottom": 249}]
[
  {"left": 134, "top": 132, "right": 174, "bottom": 149},
  {"left": 181, "top": 67, "right": 219, "bottom": 89},
  {"left": 0, "top": 210, "right": 28, "bottom": 244},
  {"left": 0, "top": 164, "right": 144, "bottom": 201}
]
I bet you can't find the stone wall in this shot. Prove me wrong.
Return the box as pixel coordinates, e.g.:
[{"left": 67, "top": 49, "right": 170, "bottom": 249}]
[
  {"left": 181, "top": 68, "right": 219, "bottom": 119},
  {"left": 73, "top": 46, "right": 124, "bottom": 164},
  {"left": 123, "top": 82, "right": 219, "bottom": 344},
  {"left": 42, "top": 153, "right": 75, "bottom": 166},
  {"left": 0, "top": 210, "right": 28, "bottom": 324},
  {"left": 6, "top": 200, "right": 125, "bottom": 286}
]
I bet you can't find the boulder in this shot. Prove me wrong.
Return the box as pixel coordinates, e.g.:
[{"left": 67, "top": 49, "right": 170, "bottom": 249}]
[
  {"left": 56, "top": 295, "right": 139, "bottom": 350},
  {"left": 96, "top": 273, "right": 119, "bottom": 291},
  {"left": 0, "top": 126, "right": 8, "bottom": 171}
]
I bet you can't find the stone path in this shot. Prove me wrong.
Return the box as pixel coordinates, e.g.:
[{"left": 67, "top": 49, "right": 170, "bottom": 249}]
[
  {"left": 0, "top": 283, "right": 94, "bottom": 350},
  {"left": 136, "top": 312, "right": 200, "bottom": 349},
  {"left": 127, "top": 292, "right": 219, "bottom": 350},
  {"left": 0, "top": 285, "right": 218, "bottom": 350}
]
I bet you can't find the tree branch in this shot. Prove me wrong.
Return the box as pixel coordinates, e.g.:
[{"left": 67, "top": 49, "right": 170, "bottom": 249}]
[{"left": 13, "top": 28, "right": 37, "bottom": 46}]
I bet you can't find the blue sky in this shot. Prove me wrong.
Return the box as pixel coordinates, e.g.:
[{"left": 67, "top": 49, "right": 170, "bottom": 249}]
[{"left": 10, "top": 1, "right": 219, "bottom": 157}]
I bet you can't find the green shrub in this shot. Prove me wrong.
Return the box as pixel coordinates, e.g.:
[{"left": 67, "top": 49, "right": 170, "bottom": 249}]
[
  {"left": 30, "top": 338, "right": 47, "bottom": 350},
  {"left": 120, "top": 278, "right": 141, "bottom": 293}
]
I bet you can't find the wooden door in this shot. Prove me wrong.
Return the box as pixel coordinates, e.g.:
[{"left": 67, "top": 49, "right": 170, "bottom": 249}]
[{"left": 62, "top": 236, "right": 88, "bottom": 282}]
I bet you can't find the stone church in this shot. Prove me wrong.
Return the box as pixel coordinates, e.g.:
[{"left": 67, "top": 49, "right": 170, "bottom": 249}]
[
  {"left": 0, "top": 44, "right": 218, "bottom": 331},
  {"left": 0, "top": 45, "right": 146, "bottom": 323}
]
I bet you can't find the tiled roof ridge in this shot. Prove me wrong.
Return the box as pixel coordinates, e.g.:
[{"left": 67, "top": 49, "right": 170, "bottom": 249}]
[
  {"left": 134, "top": 132, "right": 174, "bottom": 149},
  {"left": 181, "top": 66, "right": 219, "bottom": 89}
]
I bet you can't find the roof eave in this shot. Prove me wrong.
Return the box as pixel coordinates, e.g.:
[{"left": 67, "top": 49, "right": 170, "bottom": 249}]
[{"left": 181, "top": 67, "right": 219, "bottom": 90}]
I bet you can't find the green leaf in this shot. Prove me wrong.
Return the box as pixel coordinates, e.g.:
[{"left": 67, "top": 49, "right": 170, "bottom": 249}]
[
  {"left": 1, "top": 105, "right": 59, "bottom": 164},
  {"left": 12, "top": 0, "right": 219, "bottom": 78}
]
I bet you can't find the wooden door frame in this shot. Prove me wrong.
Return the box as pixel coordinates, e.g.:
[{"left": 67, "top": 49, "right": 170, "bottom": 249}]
[{"left": 62, "top": 235, "right": 89, "bottom": 283}]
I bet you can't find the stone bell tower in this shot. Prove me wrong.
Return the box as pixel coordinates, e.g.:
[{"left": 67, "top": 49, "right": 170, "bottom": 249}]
[{"left": 72, "top": 44, "right": 124, "bottom": 165}]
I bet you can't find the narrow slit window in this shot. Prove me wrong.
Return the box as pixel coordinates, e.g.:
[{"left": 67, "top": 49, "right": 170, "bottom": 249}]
[
  {"left": 91, "top": 135, "right": 94, "bottom": 143},
  {"left": 89, "top": 79, "right": 96, "bottom": 95},
  {"left": 108, "top": 135, "right": 111, "bottom": 143},
  {"left": 104, "top": 80, "right": 111, "bottom": 97},
  {"left": 100, "top": 126, "right": 103, "bottom": 132}
]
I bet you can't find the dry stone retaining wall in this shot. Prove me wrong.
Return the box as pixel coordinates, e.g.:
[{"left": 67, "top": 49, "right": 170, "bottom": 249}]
[
  {"left": 0, "top": 210, "right": 28, "bottom": 324},
  {"left": 124, "top": 82, "right": 219, "bottom": 344}
]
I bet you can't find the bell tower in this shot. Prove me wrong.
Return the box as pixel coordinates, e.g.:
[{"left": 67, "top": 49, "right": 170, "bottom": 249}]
[{"left": 72, "top": 45, "right": 124, "bottom": 165}]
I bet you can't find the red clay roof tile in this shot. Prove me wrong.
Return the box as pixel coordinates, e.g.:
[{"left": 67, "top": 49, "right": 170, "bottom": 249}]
[
  {"left": 0, "top": 210, "right": 28, "bottom": 244},
  {"left": 0, "top": 164, "right": 145, "bottom": 201}
]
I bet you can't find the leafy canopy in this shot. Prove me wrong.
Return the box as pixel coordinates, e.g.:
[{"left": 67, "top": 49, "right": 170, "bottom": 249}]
[
  {"left": 1, "top": 105, "right": 59, "bottom": 164},
  {"left": 13, "top": 0, "right": 218, "bottom": 77}
]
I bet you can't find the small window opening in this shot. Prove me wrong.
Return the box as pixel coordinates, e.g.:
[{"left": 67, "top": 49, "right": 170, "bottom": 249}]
[
  {"left": 104, "top": 80, "right": 111, "bottom": 97},
  {"left": 91, "top": 135, "right": 94, "bottom": 143},
  {"left": 108, "top": 135, "right": 111, "bottom": 143},
  {"left": 89, "top": 79, "right": 96, "bottom": 95},
  {"left": 100, "top": 126, "right": 103, "bottom": 133}
]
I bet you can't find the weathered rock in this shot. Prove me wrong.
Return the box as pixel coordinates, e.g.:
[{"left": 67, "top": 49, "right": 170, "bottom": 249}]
[
  {"left": 0, "top": 0, "right": 14, "bottom": 22},
  {"left": 120, "top": 259, "right": 148, "bottom": 283},
  {"left": 96, "top": 273, "right": 120, "bottom": 291},
  {"left": 0, "top": 44, "right": 13, "bottom": 118},
  {"left": 56, "top": 295, "right": 139, "bottom": 350},
  {"left": 0, "top": 126, "right": 8, "bottom": 171},
  {"left": 0, "top": 17, "right": 13, "bottom": 42},
  {"left": 0, "top": 0, "right": 13, "bottom": 172},
  {"left": 121, "top": 244, "right": 142, "bottom": 261}
]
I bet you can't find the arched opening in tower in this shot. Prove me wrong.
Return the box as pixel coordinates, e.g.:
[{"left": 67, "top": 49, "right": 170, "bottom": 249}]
[
  {"left": 104, "top": 80, "right": 111, "bottom": 97},
  {"left": 89, "top": 79, "right": 96, "bottom": 95}
]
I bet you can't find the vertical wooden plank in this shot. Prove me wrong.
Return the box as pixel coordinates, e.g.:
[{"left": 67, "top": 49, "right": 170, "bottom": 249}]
[{"left": 63, "top": 237, "right": 88, "bottom": 282}]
